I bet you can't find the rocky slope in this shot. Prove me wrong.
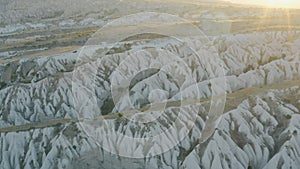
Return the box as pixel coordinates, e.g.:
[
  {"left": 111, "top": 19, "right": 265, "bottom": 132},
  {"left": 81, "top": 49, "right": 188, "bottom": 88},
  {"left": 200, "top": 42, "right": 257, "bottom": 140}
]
[
  {"left": 1, "top": 1, "right": 300, "bottom": 169},
  {"left": 1, "top": 29, "right": 300, "bottom": 168}
]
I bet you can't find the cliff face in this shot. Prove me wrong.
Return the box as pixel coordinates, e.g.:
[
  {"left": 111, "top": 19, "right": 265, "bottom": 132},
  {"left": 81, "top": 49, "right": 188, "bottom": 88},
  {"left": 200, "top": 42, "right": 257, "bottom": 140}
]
[{"left": 1, "top": 1, "right": 300, "bottom": 169}]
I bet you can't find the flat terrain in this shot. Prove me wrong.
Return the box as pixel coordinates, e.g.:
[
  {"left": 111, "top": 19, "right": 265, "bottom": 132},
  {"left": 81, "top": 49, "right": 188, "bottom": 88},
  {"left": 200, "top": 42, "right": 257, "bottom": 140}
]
[{"left": 1, "top": 0, "right": 300, "bottom": 62}]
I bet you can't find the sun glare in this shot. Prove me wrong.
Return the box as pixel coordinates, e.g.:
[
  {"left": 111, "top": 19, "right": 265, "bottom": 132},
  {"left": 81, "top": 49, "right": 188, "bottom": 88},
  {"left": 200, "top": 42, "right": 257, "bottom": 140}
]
[
  {"left": 262, "top": 0, "right": 300, "bottom": 8},
  {"left": 229, "top": 0, "right": 300, "bottom": 9}
]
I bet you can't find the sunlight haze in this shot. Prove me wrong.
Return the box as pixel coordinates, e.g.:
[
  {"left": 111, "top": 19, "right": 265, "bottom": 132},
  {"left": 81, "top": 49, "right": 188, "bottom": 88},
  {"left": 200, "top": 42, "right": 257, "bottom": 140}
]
[{"left": 227, "top": 0, "right": 300, "bottom": 8}]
